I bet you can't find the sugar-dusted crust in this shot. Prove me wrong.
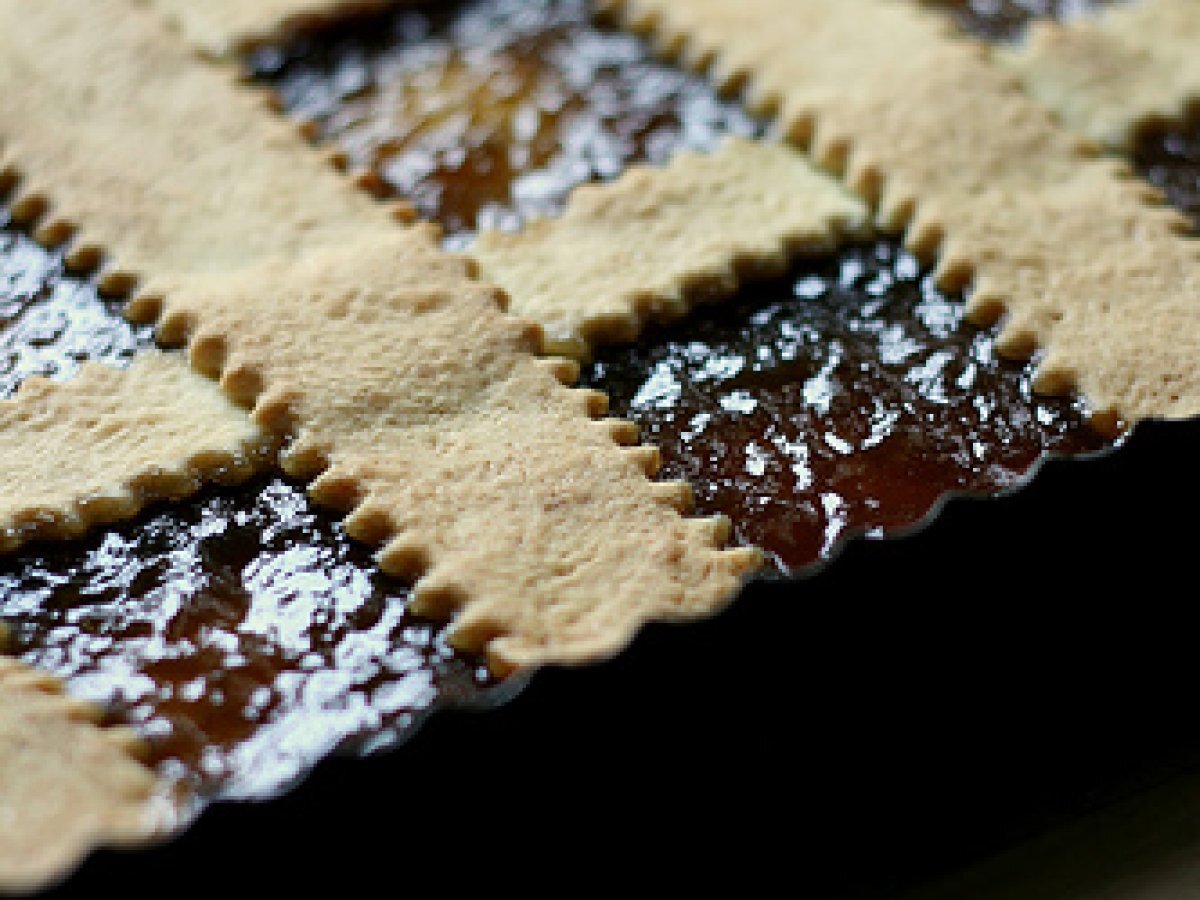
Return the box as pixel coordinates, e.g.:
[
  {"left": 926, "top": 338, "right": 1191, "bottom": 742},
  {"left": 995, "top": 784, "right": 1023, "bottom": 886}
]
[
  {"left": 0, "top": 353, "right": 270, "bottom": 553},
  {"left": 1000, "top": 0, "right": 1200, "bottom": 151},
  {"left": 140, "top": 0, "right": 402, "bottom": 57},
  {"left": 0, "top": 657, "right": 170, "bottom": 892},
  {"left": 0, "top": 0, "right": 760, "bottom": 673},
  {"left": 471, "top": 136, "right": 867, "bottom": 358},
  {"left": 599, "top": 0, "right": 1200, "bottom": 425}
]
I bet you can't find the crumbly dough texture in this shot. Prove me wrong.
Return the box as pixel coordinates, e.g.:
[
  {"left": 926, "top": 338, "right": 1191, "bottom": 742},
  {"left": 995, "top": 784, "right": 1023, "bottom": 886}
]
[
  {"left": 599, "top": 0, "right": 1200, "bottom": 424},
  {"left": 0, "top": 353, "right": 269, "bottom": 552},
  {"left": 471, "top": 137, "right": 868, "bottom": 358},
  {"left": 0, "top": 657, "right": 167, "bottom": 892},
  {"left": 0, "top": 0, "right": 760, "bottom": 674},
  {"left": 141, "top": 0, "right": 403, "bottom": 56},
  {"left": 1001, "top": 0, "right": 1200, "bottom": 151}
]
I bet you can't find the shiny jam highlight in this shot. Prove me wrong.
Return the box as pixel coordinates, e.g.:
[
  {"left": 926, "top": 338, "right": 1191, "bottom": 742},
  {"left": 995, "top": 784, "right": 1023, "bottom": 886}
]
[
  {"left": 2, "top": 479, "right": 495, "bottom": 800},
  {"left": 584, "top": 243, "right": 1114, "bottom": 574},
  {"left": 248, "top": 0, "right": 758, "bottom": 242}
]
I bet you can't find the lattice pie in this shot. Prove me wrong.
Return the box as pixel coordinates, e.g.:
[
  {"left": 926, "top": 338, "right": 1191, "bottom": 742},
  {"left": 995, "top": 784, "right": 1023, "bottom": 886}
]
[{"left": 1, "top": 0, "right": 1198, "bottom": 889}]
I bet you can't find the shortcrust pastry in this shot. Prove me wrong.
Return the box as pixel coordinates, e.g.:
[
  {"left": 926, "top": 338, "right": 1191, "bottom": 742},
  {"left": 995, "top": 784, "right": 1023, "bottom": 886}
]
[{"left": 2, "top": 0, "right": 1200, "bottom": 889}]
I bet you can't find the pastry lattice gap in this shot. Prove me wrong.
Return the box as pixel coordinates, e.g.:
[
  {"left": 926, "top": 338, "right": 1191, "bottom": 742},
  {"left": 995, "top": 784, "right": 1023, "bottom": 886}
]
[{"left": 1, "top": 0, "right": 1193, "bottom": 798}]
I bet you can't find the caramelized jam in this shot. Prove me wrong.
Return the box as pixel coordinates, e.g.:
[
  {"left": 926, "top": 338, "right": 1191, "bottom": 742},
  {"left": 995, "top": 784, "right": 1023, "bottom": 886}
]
[
  {"left": 248, "top": 0, "right": 759, "bottom": 242},
  {"left": 584, "top": 242, "right": 1114, "bottom": 574}
]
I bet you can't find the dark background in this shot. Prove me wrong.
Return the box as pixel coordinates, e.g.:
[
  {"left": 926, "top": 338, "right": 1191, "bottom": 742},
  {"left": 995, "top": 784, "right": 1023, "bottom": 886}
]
[{"left": 40, "top": 417, "right": 1200, "bottom": 897}]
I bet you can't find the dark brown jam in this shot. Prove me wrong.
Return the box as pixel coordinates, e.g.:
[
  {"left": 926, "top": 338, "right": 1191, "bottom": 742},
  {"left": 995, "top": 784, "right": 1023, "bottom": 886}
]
[
  {"left": 583, "top": 242, "right": 1116, "bottom": 574},
  {"left": 0, "top": 210, "right": 153, "bottom": 399},
  {"left": 2, "top": 478, "right": 495, "bottom": 801},
  {"left": 928, "top": 0, "right": 1115, "bottom": 41},
  {"left": 1134, "top": 110, "right": 1200, "bottom": 233},
  {"left": 247, "top": 0, "right": 759, "bottom": 243}
]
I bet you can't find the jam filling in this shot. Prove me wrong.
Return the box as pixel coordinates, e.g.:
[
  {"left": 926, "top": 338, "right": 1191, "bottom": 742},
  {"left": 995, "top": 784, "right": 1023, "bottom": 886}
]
[
  {"left": 0, "top": 0, "right": 1195, "bottom": 803},
  {"left": 583, "top": 242, "right": 1113, "bottom": 574},
  {"left": 247, "top": 0, "right": 759, "bottom": 243},
  {"left": 2, "top": 478, "right": 495, "bottom": 801},
  {"left": 0, "top": 208, "right": 153, "bottom": 399}
]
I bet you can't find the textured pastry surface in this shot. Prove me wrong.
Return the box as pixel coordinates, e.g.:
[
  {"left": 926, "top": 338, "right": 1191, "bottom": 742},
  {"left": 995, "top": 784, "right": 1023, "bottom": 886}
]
[
  {"left": 0, "top": 353, "right": 268, "bottom": 552},
  {"left": 157, "top": 233, "right": 760, "bottom": 671},
  {"left": 471, "top": 137, "right": 868, "bottom": 357},
  {"left": 141, "top": 0, "right": 402, "bottom": 56},
  {"left": 0, "top": 657, "right": 166, "bottom": 892},
  {"left": 0, "top": 0, "right": 759, "bottom": 672},
  {"left": 0, "top": 0, "right": 400, "bottom": 296},
  {"left": 601, "top": 0, "right": 1200, "bottom": 423},
  {"left": 1001, "top": 0, "right": 1200, "bottom": 150}
]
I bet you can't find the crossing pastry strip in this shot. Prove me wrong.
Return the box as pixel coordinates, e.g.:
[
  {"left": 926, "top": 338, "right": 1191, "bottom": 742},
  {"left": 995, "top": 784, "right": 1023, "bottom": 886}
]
[
  {"left": 0, "top": 0, "right": 759, "bottom": 673},
  {"left": 471, "top": 137, "right": 868, "bottom": 359},
  {"left": 999, "top": 0, "right": 1200, "bottom": 151},
  {"left": 598, "top": 0, "right": 1200, "bottom": 425},
  {"left": 0, "top": 353, "right": 270, "bottom": 553},
  {"left": 140, "top": 0, "right": 404, "bottom": 57},
  {"left": 0, "top": 657, "right": 171, "bottom": 893}
]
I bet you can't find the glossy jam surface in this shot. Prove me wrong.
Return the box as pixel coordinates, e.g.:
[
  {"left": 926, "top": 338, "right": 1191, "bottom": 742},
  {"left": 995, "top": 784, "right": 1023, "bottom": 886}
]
[
  {"left": 585, "top": 243, "right": 1115, "bottom": 574},
  {"left": 249, "top": 0, "right": 758, "bottom": 242},
  {"left": 3, "top": 478, "right": 495, "bottom": 800},
  {"left": 930, "top": 0, "right": 1114, "bottom": 40},
  {"left": 0, "top": 211, "right": 152, "bottom": 399}
]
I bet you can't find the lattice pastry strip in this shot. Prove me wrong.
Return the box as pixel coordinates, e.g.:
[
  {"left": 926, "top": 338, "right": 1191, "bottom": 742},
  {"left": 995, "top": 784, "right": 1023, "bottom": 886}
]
[
  {"left": 0, "top": 657, "right": 169, "bottom": 893},
  {"left": 140, "top": 0, "right": 403, "bottom": 58},
  {"left": 151, "top": 234, "right": 758, "bottom": 671},
  {"left": 599, "top": 0, "right": 1200, "bottom": 425},
  {"left": 0, "top": 353, "right": 269, "bottom": 552},
  {"left": 0, "top": 0, "right": 409, "bottom": 299},
  {"left": 0, "top": 0, "right": 760, "bottom": 672},
  {"left": 1000, "top": 0, "right": 1200, "bottom": 151},
  {"left": 471, "top": 136, "right": 868, "bottom": 358}
]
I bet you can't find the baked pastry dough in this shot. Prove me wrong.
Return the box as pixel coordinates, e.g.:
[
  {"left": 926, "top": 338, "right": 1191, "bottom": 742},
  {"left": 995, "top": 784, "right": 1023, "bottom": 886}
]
[{"left": 1, "top": 0, "right": 1198, "bottom": 889}]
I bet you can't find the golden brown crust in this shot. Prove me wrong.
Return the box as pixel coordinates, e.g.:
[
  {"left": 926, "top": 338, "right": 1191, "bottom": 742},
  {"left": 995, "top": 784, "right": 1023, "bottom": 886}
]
[
  {"left": 0, "top": 658, "right": 170, "bottom": 893},
  {"left": 471, "top": 137, "right": 868, "bottom": 358},
  {"left": 1001, "top": 0, "right": 1200, "bottom": 151},
  {"left": 0, "top": 353, "right": 270, "bottom": 553},
  {"left": 600, "top": 0, "right": 1200, "bottom": 424}
]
